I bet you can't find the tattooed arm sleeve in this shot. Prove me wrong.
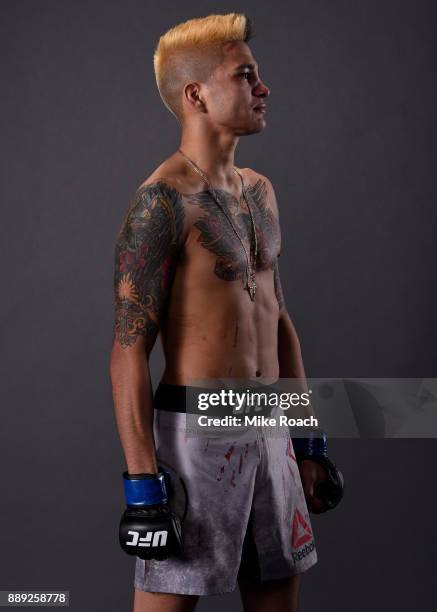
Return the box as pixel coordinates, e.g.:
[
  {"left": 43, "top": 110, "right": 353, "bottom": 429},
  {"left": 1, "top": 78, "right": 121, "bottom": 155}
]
[{"left": 113, "top": 181, "right": 185, "bottom": 354}]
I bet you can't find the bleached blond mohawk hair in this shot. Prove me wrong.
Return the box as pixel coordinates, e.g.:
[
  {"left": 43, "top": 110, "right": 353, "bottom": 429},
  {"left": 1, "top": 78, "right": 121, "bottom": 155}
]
[{"left": 153, "top": 13, "right": 254, "bottom": 122}]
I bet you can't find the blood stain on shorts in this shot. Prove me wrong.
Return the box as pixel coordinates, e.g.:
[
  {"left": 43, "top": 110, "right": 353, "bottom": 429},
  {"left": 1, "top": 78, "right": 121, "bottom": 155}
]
[
  {"left": 238, "top": 452, "right": 243, "bottom": 473},
  {"left": 225, "top": 444, "right": 235, "bottom": 461}
]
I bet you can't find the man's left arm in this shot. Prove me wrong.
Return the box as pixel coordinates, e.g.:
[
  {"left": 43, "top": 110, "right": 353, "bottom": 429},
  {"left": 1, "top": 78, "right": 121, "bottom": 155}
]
[
  {"left": 267, "top": 177, "right": 344, "bottom": 513},
  {"left": 273, "top": 258, "right": 315, "bottom": 412},
  {"left": 275, "top": 264, "right": 307, "bottom": 379},
  {"left": 263, "top": 174, "right": 310, "bottom": 383}
]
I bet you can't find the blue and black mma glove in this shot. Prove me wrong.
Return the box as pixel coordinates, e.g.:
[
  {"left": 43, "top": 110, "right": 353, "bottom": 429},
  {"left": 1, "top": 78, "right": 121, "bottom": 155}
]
[
  {"left": 119, "top": 468, "right": 183, "bottom": 560},
  {"left": 293, "top": 430, "right": 344, "bottom": 512}
]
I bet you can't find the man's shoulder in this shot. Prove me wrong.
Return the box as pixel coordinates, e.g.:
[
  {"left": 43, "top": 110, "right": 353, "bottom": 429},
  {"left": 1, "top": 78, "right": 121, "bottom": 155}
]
[
  {"left": 240, "top": 167, "right": 276, "bottom": 197},
  {"left": 120, "top": 171, "right": 186, "bottom": 232},
  {"left": 127, "top": 171, "right": 188, "bottom": 219},
  {"left": 239, "top": 166, "right": 270, "bottom": 185},
  {"left": 240, "top": 167, "right": 278, "bottom": 213},
  {"left": 135, "top": 174, "right": 183, "bottom": 196}
]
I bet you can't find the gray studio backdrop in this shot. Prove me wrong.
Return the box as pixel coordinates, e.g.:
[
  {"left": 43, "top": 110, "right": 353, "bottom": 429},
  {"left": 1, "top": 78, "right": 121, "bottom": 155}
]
[{"left": 1, "top": 1, "right": 436, "bottom": 611}]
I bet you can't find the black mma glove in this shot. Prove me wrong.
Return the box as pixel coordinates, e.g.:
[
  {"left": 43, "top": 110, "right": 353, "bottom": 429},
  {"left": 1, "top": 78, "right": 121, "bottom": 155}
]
[
  {"left": 119, "top": 469, "right": 183, "bottom": 560},
  {"left": 293, "top": 431, "right": 344, "bottom": 512}
]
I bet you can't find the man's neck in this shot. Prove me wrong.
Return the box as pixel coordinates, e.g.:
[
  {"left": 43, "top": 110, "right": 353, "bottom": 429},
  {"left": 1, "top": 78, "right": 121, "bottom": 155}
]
[{"left": 179, "top": 124, "right": 240, "bottom": 187}]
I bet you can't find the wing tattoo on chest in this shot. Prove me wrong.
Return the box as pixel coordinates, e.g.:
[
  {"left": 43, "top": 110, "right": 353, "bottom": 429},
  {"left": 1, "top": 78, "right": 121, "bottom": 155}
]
[{"left": 186, "top": 178, "right": 281, "bottom": 282}]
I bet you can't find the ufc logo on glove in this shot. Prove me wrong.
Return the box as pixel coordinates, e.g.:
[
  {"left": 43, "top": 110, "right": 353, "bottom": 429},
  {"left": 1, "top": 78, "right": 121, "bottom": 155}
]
[
  {"left": 119, "top": 470, "right": 183, "bottom": 560},
  {"left": 125, "top": 530, "right": 168, "bottom": 548}
]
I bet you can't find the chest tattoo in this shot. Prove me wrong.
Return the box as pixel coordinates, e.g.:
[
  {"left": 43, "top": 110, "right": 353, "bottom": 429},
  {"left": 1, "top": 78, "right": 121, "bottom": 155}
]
[{"left": 186, "top": 178, "right": 281, "bottom": 282}]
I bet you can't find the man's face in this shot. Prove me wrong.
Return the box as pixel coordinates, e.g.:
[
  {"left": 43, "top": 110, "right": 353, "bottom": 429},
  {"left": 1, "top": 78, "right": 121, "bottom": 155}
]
[{"left": 203, "top": 41, "right": 270, "bottom": 135}]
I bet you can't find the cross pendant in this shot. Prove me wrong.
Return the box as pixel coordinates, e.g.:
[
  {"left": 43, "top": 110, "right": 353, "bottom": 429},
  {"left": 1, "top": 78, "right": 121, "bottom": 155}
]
[{"left": 247, "top": 273, "right": 257, "bottom": 301}]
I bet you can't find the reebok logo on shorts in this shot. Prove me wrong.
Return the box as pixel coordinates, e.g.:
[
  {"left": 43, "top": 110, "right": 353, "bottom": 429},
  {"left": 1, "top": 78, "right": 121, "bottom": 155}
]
[
  {"left": 291, "top": 509, "right": 313, "bottom": 549},
  {"left": 291, "top": 539, "right": 315, "bottom": 562}
]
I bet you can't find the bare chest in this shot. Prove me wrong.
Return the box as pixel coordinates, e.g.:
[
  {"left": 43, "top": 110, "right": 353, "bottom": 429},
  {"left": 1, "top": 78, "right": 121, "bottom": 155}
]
[{"left": 183, "top": 179, "right": 281, "bottom": 282}]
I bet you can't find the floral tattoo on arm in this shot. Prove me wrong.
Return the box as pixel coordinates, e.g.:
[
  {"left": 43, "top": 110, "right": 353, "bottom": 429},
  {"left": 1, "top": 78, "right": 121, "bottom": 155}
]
[{"left": 113, "top": 182, "right": 185, "bottom": 350}]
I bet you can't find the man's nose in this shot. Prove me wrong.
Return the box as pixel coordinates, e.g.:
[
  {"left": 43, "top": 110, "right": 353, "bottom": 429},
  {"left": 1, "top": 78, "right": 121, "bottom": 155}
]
[{"left": 254, "top": 80, "right": 270, "bottom": 98}]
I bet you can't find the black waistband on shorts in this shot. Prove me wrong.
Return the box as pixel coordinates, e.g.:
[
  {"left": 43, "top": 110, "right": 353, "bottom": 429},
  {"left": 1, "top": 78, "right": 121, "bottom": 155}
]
[
  {"left": 154, "top": 381, "right": 280, "bottom": 416},
  {"left": 154, "top": 382, "right": 188, "bottom": 412}
]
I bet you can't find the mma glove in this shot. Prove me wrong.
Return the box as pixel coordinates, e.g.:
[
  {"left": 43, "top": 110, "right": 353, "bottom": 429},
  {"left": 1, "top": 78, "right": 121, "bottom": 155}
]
[
  {"left": 119, "top": 468, "right": 183, "bottom": 560},
  {"left": 293, "top": 430, "right": 344, "bottom": 512}
]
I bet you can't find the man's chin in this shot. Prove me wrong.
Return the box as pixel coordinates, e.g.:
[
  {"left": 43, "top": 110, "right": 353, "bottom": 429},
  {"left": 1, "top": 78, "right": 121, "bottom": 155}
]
[{"left": 237, "top": 120, "right": 267, "bottom": 136}]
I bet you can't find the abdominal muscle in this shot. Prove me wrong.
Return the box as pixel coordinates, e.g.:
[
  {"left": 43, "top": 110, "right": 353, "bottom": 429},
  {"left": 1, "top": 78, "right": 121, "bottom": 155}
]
[{"left": 160, "top": 269, "right": 280, "bottom": 385}]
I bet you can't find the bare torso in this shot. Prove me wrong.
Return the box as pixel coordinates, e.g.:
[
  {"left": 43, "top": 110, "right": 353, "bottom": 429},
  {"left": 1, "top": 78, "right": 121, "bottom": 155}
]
[{"left": 138, "top": 160, "right": 282, "bottom": 384}]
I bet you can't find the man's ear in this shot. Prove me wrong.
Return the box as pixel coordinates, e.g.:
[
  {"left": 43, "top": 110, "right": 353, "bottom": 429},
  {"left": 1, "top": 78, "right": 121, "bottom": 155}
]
[{"left": 183, "top": 83, "right": 207, "bottom": 113}]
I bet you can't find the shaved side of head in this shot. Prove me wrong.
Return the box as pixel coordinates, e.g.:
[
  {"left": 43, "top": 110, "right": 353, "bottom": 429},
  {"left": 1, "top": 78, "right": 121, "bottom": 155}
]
[{"left": 153, "top": 13, "right": 254, "bottom": 122}]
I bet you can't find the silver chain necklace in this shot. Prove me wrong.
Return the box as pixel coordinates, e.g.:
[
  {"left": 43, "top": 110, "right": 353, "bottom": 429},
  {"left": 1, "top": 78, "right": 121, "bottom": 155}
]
[{"left": 177, "top": 148, "right": 258, "bottom": 301}]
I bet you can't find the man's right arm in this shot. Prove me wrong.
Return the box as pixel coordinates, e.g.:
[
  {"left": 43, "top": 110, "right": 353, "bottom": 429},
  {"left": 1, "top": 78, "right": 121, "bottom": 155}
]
[{"left": 109, "top": 181, "right": 185, "bottom": 474}]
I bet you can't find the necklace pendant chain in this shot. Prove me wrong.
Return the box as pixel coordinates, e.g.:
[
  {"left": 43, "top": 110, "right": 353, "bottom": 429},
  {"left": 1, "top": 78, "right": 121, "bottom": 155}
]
[
  {"left": 247, "top": 269, "right": 257, "bottom": 301},
  {"left": 178, "top": 148, "right": 258, "bottom": 300}
]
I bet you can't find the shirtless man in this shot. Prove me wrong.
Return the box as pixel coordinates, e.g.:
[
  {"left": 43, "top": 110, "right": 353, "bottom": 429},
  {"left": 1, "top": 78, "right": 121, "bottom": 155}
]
[{"left": 110, "top": 12, "right": 342, "bottom": 612}]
